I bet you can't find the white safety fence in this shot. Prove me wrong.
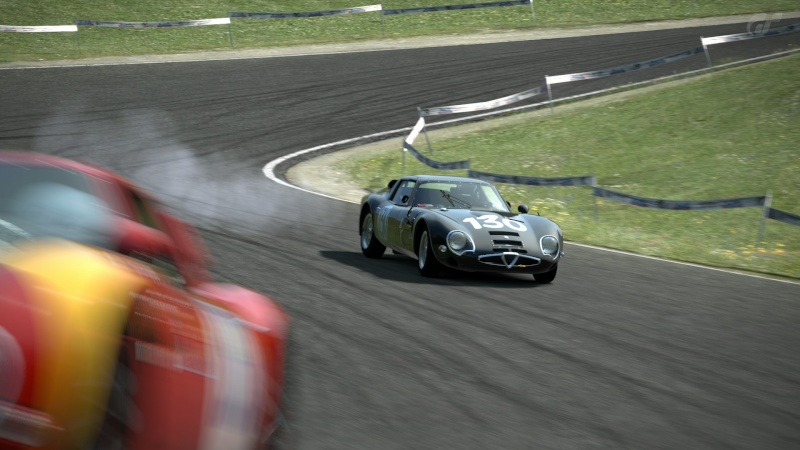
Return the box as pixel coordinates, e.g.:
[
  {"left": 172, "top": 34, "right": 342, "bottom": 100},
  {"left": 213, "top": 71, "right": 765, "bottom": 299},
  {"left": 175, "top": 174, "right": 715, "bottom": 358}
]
[
  {"left": 1, "top": 1, "right": 533, "bottom": 52},
  {"left": 0, "top": 25, "right": 78, "bottom": 33},
  {"left": 400, "top": 22, "right": 800, "bottom": 234},
  {"left": 73, "top": 18, "right": 233, "bottom": 49}
]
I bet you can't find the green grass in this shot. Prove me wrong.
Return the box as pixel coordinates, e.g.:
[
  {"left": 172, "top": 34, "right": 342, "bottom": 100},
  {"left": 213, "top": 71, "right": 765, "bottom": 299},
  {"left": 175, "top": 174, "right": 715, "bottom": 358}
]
[
  {"left": 339, "top": 55, "right": 800, "bottom": 279},
  {"left": 1, "top": 1, "right": 797, "bottom": 62},
  {"left": 2, "top": 2, "right": 797, "bottom": 278}
]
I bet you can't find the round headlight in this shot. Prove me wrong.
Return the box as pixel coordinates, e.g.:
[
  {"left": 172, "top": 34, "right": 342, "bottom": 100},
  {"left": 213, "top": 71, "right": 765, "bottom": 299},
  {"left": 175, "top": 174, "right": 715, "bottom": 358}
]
[
  {"left": 447, "top": 231, "right": 468, "bottom": 251},
  {"left": 540, "top": 235, "right": 560, "bottom": 256}
]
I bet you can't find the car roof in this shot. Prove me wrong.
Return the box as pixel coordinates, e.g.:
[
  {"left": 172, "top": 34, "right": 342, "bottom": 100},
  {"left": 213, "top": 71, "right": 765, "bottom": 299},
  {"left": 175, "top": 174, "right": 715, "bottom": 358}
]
[
  {"left": 0, "top": 150, "right": 132, "bottom": 187},
  {"left": 0, "top": 150, "right": 168, "bottom": 211},
  {"left": 409, "top": 175, "right": 492, "bottom": 185}
]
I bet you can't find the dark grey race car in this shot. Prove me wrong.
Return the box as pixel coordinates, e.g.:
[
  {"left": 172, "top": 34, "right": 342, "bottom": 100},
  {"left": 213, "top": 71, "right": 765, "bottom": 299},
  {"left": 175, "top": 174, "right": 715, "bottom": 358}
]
[{"left": 359, "top": 175, "right": 563, "bottom": 282}]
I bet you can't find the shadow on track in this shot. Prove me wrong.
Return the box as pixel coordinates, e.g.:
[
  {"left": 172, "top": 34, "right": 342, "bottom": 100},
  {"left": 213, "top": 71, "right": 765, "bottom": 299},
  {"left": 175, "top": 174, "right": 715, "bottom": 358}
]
[{"left": 320, "top": 250, "right": 550, "bottom": 288}]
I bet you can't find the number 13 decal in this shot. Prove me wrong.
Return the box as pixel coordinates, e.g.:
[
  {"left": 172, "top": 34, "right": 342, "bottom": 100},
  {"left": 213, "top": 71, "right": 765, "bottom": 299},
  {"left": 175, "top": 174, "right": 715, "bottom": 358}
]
[{"left": 463, "top": 215, "right": 527, "bottom": 232}]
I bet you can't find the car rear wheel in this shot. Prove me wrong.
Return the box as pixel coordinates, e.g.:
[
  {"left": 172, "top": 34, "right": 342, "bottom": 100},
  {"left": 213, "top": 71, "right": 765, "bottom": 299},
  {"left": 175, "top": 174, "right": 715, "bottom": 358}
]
[
  {"left": 360, "top": 211, "right": 385, "bottom": 258},
  {"left": 417, "top": 229, "right": 441, "bottom": 277},
  {"left": 533, "top": 264, "right": 557, "bottom": 283}
]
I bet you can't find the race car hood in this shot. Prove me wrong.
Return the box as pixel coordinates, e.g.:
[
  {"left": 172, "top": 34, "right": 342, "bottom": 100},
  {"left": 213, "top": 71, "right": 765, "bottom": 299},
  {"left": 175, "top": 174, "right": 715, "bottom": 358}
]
[
  {"left": 0, "top": 239, "right": 151, "bottom": 448},
  {"left": 428, "top": 208, "right": 558, "bottom": 232}
]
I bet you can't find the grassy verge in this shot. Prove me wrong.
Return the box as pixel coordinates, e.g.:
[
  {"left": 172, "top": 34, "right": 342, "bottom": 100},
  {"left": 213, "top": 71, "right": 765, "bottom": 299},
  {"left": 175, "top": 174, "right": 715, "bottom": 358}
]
[
  {"left": 1, "top": 1, "right": 797, "bottom": 62},
  {"left": 338, "top": 54, "right": 800, "bottom": 279}
]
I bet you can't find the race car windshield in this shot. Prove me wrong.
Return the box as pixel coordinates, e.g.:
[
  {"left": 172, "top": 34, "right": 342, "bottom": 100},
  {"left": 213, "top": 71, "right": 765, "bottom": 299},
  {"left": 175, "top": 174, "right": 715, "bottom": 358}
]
[
  {"left": 416, "top": 181, "right": 510, "bottom": 212},
  {"left": 0, "top": 166, "right": 114, "bottom": 252}
]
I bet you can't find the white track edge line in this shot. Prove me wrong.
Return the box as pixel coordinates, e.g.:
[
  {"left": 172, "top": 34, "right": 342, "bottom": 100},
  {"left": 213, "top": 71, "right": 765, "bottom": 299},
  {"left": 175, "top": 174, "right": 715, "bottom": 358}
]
[
  {"left": 262, "top": 127, "right": 411, "bottom": 203},
  {"left": 263, "top": 143, "right": 799, "bottom": 287},
  {"left": 565, "top": 242, "right": 800, "bottom": 285},
  {"left": 263, "top": 144, "right": 799, "bottom": 285}
]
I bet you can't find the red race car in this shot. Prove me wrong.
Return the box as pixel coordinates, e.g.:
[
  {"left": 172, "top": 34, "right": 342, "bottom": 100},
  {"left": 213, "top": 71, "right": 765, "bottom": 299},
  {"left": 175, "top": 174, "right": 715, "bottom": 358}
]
[{"left": 0, "top": 151, "right": 289, "bottom": 450}]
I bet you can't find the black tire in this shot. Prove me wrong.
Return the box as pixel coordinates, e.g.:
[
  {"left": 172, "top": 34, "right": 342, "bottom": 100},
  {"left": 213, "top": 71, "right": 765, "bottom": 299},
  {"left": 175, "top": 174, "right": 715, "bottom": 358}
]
[
  {"left": 265, "top": 329, "right": 295, "bottom": 450},
  {"left": 533, "top": 264, "right": 557, "bottom": 283},
  {"left": 417, "top": 228, "right": 441, "bottom": 277},
  {"left": 94, "top": 342, "right": 140, "bottom": 450},
  {"left": 360, "top": 211, "right": 385, "bottom": 258}
]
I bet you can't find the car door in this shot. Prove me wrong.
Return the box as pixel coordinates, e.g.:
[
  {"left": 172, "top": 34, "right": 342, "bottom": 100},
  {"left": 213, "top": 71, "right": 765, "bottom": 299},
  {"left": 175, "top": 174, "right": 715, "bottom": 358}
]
[{"left": 378, "top": 179, "right": 415, "bottom": 254}]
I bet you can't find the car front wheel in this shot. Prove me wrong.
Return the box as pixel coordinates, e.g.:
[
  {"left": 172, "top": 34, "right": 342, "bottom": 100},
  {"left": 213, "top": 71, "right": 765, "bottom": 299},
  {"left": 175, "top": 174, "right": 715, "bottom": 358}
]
[
  {"left": 533, "top": 264, "right": 557, "bottom": 283},
  {"left": 360, "top": 211, "right": 386, "bottom": 258},
  {"left": 93, "top": 339, "right": 141, "bottom": 450},
  {"left": 417, "top": 229, "right": 441, "bottom": 277}
]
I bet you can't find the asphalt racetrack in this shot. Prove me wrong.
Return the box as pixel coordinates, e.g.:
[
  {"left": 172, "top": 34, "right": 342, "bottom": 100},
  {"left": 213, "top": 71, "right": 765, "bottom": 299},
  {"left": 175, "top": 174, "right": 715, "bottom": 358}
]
[{"left": 2, "top": 18, "right": 800, "bottom": 449}]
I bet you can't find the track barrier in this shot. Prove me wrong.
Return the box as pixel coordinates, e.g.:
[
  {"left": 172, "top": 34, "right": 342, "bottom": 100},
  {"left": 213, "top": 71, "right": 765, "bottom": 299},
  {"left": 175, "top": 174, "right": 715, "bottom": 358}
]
[
  {"left": 74, "top": 18, "right": 233, "bottom": 49},
  {"left": 230, "top": 2, "right": 528, "bottom": 38},
  {"left": 230, "top": 5, "right": 383, "bottom": 39},
  {"left": 1, "top": 24, "right": 80, "bottom": 53},
  {"left": 592, "top": 188, "right": 768, "bottom": 211},
  {"left": 1, "top": 25, "right": 78, "bottom": 33},
  {"left": 545, "top": 47, "right": 706, "bottom": 112},
  {"left": 74, "top": 18, "right": 231, "bottom": 28},
  {"left": 402, "top": 142, "right": 470, "bottom": 173},
  {"left": 768, "top": 207, "right": 800, "bottom": 227},
  {"left": 420, "top": 85, "right": 546, "bottom": 117},
  {"left": 4, "top": 7, "right": 799, "bottom": 235},
  {"left": 382, "top": 0, "right": 533, "bottom": 19},
  {"left": 5, "top": 0, "right": 531, "bottom": 50},
  {"left": 401, "top": 22, "right": 800, "bottom": 234},
  {"left": 702, "top": 21, "right": 799, "bottom": 66},
  {"left": 230, "top": 5, "right": 382, "bottom": 19},
  {"left": 470, "top": 170, "right": 595, "bottom": 188}
]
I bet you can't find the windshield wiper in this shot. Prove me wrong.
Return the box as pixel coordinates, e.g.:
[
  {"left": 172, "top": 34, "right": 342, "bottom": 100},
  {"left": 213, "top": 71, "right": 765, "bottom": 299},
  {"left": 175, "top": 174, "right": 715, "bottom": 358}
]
[{"left": 440, "top": 190, "right": 471, "bottom": 208}]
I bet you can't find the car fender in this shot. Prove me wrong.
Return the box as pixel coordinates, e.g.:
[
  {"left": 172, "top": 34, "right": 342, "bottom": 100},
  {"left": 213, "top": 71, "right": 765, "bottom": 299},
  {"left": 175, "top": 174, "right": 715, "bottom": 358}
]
[
  {"left": 412, "top": 213, "right": 454, "bottom": 259},
  {"left": 190, "top": 283, "right": 290, "bottom": 442},
  {"left": 360, "top": 195, "right": 388, "bottom": 226},
  {"left": 0, "top": 239, "right": 150, "bottom": 449},
  {"left": 518, "top": 215, "right": 563, "bottom": 241}
]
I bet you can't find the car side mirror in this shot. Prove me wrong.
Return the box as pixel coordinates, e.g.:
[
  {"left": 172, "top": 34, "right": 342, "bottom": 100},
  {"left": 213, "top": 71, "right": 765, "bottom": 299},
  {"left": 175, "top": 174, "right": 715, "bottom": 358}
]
[
  {"left": 518, "top": 204, "right": 530, "bottom": 214},
  {"left": 388, "top": 179, "right": 397, "bottom": 189},
  {"left": 116, "top": 218, "right": 173, "bottom": 258},
  {"left": 156, "top": 212, "right": 211, "bottom": 283},
  {"left": 401, "top": 195, "right": 410, "bottom": 205}
]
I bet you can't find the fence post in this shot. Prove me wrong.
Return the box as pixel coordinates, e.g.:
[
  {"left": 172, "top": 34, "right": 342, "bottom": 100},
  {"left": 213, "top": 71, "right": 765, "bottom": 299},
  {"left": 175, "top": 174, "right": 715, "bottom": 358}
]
[
  {"left": 417, "top": 107, "right": 433, "bottom": 154},
  {"left": 401, "top": 137, "right": 406, "bottom": 175},
  {"left": 592, "top": 175, "right": 598, "bottom": 223},
  {"left": 701, "top": 36, "right": 713, "bottom": 68},
  {"left": 757, "top": 191, "right": 772, "bottom": 243},
  {"left": 546, "top": 76, "right": 555, "bottom": 114},
  {"left": 530, "top": 0, "right": 536, "bottom": 24},
  {"left": 228, "top": 14, "right": 234, "bottom": 47},
  {"left": 75, "top": 23, "right": 82, "bottom": 53}
]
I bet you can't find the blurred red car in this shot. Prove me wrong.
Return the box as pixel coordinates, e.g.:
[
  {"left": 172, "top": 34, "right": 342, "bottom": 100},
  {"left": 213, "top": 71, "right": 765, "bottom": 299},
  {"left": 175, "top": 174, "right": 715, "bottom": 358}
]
[{"left": 0, "top": 151, "right": 289, "bottom": 450}]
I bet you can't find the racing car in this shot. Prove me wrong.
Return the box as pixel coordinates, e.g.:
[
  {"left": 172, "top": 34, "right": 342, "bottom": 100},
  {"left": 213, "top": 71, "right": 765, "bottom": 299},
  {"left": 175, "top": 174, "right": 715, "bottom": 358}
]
[
  {"left": 0, "top": 151, "right": 289, "bottom": 450},
  {"left": 359, "top": 175, "right": 563, "bottom": 282}
]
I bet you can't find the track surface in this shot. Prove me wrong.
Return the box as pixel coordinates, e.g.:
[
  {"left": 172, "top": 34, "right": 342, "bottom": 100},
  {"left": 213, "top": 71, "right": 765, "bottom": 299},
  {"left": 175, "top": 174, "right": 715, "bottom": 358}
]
[{"left": 2, "top": 20, "right": 799, "bottom": 449}]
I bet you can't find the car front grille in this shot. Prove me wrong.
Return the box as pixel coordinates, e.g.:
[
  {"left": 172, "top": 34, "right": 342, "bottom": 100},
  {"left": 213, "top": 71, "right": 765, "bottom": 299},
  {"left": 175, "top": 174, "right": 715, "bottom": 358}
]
[
  {"left": 478, "top": 252, "right": 541, "bottom": 269},
  {"left": 489, "top": 231, "right": 526, "bottom": 253}
]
